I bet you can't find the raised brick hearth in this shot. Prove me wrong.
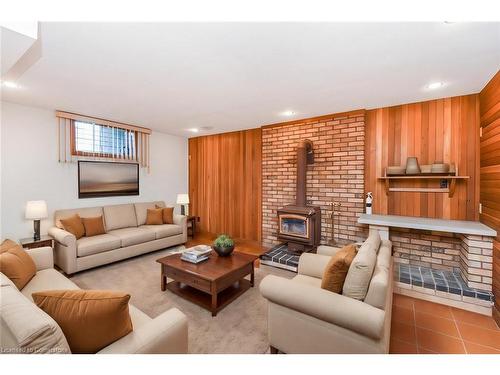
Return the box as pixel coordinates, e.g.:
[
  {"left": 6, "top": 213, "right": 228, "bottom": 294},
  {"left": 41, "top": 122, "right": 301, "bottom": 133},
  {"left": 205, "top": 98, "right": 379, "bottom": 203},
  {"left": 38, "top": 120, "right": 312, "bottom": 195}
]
[{"left": 262, "top": 112, "right": 366, "bottom": 249}]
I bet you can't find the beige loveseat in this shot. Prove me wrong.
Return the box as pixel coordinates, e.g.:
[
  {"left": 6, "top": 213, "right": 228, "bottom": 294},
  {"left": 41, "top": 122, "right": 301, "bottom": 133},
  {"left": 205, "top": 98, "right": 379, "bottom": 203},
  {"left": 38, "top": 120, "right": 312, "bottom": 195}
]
[
  {"left": 48, "top": 201, "right": 187, "bottom": 274},
  {"left": 0, "top": 246, "right": 188, "bottom": 354},
  {"left": 260, "top": 232, "right": 393, "bottom": 354}
]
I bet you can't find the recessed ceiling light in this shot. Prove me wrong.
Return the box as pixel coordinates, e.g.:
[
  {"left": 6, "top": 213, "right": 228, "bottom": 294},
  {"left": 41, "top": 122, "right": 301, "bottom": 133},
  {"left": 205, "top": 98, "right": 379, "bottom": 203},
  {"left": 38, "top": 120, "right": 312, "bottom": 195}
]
[
  {"left": 2, "top": 81, "right": 19, "bottom": 89},
  {"left": 281, "top": 110, "right": 296, "bottom": 117},
  {"left": 427, "top": 82, "right": 444, "bottom": 90},
  {"left": 187, "top": 128, "right": 199, "bottom": 133}
]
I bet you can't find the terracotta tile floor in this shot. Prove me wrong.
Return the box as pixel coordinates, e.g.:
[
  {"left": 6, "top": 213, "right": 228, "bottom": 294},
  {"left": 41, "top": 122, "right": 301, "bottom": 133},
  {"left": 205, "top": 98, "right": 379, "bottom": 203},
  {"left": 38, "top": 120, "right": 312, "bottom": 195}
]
[
  {"left": 186, "top": 233, "right": 500, "bottom": 354},
  {"left": 390, "top": 294, "right": 500, "bottom": 354}
]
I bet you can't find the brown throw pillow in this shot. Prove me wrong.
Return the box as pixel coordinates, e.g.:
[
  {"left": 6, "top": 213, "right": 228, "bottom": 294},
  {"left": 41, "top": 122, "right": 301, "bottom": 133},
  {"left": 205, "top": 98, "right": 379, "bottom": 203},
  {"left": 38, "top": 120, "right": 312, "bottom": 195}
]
[
  {"left": 32, "top": 290, "right": 133, "bottom": 354},
  {"left": 321, "top": 244, "right": 357, "bottom": 293},
  {"left": 146, "top": 208, "right": 163, "bottom": 225},
  {"left": 0, "top": 239, "right": 37, "bottom": 290},
  {"left": 82, "top": 216, "right": 106, "bottom": 237},
  {"left": 60, "top": 214, "right": 85, "bottom": 239},
  {"left": 159, "top": 206, "right": 174, "bottom": 224}
]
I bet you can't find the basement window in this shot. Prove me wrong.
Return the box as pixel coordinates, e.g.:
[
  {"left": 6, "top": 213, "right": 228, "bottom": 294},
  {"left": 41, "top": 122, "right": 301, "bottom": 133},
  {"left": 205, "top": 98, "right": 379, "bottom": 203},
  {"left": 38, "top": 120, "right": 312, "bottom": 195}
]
[{"left": 72, "top": 121, "right": 136, "bottom": 159}]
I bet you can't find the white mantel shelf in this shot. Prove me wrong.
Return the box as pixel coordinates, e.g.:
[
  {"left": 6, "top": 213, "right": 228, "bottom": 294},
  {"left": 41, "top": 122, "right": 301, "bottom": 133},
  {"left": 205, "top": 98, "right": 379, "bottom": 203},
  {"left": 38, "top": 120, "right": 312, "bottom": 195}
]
[{"left": 358, "top": 214, "right": 497, "bottom": 237}]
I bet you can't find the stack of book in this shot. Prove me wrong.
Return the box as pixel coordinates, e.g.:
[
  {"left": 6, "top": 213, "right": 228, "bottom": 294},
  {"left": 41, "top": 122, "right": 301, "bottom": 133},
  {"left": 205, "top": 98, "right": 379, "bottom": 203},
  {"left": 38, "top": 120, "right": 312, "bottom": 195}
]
[{"left": 181, "top": 245, "right": 212, "bottom": 264}]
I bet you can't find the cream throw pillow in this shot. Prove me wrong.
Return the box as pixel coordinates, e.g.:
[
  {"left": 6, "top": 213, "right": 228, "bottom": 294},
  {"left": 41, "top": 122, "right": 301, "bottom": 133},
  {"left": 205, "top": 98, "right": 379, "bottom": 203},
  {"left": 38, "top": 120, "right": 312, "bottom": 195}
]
[
  {"left": 342, "top": 232, "right": 381, "bottom": 300},
  {"left": 1, "top": 284, "right": 71, "bottom": 353}
]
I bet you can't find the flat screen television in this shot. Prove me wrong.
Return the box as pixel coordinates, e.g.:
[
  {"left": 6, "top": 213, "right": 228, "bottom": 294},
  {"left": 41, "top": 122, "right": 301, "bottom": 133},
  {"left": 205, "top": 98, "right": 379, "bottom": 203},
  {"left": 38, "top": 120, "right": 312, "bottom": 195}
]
[{"left": 78, "top": 161, "right": 139, "bottom": 198}]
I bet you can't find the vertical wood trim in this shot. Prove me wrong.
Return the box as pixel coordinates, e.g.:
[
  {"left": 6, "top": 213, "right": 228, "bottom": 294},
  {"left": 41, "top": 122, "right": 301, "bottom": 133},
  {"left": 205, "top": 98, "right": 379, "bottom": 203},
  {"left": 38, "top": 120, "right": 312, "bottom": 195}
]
[
  {"left": 188, "top": 129, "right": 262, "bottom": 242},
  {"left": 479, "top": 70, "right": 500, "bottom": 326}
]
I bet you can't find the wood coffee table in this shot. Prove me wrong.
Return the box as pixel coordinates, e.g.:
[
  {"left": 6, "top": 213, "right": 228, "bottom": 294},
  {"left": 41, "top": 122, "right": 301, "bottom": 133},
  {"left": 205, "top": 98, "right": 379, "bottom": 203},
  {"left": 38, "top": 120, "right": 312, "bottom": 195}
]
[{"left": 156, "top": 251, "right": 257, "bottom": 316}]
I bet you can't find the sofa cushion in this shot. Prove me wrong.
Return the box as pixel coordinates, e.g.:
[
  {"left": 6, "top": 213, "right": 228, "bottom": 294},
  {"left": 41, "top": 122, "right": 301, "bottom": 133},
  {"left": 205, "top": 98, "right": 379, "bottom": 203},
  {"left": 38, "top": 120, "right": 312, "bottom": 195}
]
[
  {"left": 60, "top": 214, "right": 85, "bottom": 239},
  {"left": 364, "top": 240, "right": 392, "bottom": 310},
  {"left": 128, "top": 305, "right": 151, "bottom": 329},
  {"left": 342, "top": 233, "right": 380, "bottom": 300},
  {"left": 146, "top": 208, "right": 163, "bottom": 225},
  {"left": 140, "top": 224, "right": 183, "bottom": 239},
  {"left": 1, "top": 272, "right": 16, "bottom": 287},
  {"left": 1, "top": 284, "right": 71, "bottom": 353},
  {"left": 103, "top": 204, "right": 137, "bottom": 231},
  {"left": 107, "top": 227, "right": 156, "bottom": 247},
  {"left": 21, "top": 269, "right": 80, "bottom": 300},
  {"left": 321, "top": 244, "right": 357, "bottom": 293},
  {"left": 32, "top": 290, "right": 133, "bottom": 353},
  {"left": 77, "top": 234, "right": 121, "bottom": 257},
  {"left": 82, "top": 216, "right": 106, "bottom": 237},
  {"left": 0, "top": 240, "right": 37, "bottom": 290},
  {"left": 55, "top": 206, "right": 104, "bottom": 229},
  {"left": 134, "top": 201, "right": 165, "bottom": 226},
  {"left": 364, "top": 231, "right": 382, "bottom": 254}
]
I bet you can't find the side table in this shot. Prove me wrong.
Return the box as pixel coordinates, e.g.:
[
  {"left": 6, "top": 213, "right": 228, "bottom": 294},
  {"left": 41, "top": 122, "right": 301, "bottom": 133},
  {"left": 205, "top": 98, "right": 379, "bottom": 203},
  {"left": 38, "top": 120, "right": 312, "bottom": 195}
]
[
  {"left": 19, "top": 235, "right": 54, "bottom": 250},
  {"left": 187, "top": 216, "right": 198, "bottom": 238}
]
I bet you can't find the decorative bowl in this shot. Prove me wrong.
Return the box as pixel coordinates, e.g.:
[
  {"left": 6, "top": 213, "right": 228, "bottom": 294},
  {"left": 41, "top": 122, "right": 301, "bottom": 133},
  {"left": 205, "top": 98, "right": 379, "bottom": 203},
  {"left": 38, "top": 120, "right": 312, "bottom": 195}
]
[
  {"left": 431, "top": 163, "right": 450, "bottom": 174},
  {"left": 213, "top": 245, "right": 234, "bottom": 257},
  {"left": 405, "top": 157, "right": 421, "bottom": 175},
  {"left": 420, "top": 164, "right": 432, "bottom": 174},
  {"left": 386, "top": 166, "right": 406, "bottom": 175}
]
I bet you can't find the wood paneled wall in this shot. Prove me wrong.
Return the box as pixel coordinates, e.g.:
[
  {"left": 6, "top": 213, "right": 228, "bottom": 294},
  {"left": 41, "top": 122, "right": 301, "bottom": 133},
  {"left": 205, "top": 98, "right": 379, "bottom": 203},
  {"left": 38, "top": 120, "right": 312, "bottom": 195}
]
[
  {"left": 479, "top": 70, "right": 500, "bottom": 325},
  {"left": 188, "top": 129, "right": 262, "bottom": 242},
  {"left": 365, "top": 94, "right": 480, "bottom": 220}
]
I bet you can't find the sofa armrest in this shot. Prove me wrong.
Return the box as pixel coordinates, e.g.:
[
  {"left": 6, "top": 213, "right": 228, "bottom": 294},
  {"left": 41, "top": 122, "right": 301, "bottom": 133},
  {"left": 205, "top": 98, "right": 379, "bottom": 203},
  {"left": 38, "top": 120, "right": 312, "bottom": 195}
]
[
  {"left": 173, "top": 215, "right": 187, "bottom": 241},
  {"left": 48, "top": 227, "right": 76, "bottom": 247},
  {"left": 25, "top": 246, "right": 54, "bottom": 271},
  {"left": 297, "top": 253, "right": 332, "bottom": 279},
  {"left": 48, "top": 227, "right": 77, "bottom": 274},
  {"left": 98, "top": 308, "right": 188, "bottom": 354},
  {"left": 260, "top": 275, "right": 385, "bottom": 340},
  {"left": 173, "top": 214, "right": 187, "bottom": 227}
]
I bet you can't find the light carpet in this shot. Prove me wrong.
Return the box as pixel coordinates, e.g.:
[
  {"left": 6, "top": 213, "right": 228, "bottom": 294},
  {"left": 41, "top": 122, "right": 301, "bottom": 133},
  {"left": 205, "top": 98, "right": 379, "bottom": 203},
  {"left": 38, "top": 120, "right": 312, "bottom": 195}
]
[{"left": 69, "top": 246, "right": 294, "bottom": 354}]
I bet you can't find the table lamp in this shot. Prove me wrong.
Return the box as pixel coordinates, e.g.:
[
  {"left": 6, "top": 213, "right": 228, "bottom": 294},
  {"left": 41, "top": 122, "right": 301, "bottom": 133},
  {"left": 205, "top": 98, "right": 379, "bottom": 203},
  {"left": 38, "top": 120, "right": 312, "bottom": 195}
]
[
  {"left": 176, "top": 194, "right": 190, "bottom": 216},
  {"left": 25, "top": 200, "right": 48, "bottom": 240}
]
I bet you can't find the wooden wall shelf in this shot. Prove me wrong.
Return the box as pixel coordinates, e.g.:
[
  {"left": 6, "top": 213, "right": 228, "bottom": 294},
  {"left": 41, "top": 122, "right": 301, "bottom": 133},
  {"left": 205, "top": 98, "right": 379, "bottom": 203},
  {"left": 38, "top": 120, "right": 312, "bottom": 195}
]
[{"left": 378, "top": 170, "right": 470, "bottom": 198}]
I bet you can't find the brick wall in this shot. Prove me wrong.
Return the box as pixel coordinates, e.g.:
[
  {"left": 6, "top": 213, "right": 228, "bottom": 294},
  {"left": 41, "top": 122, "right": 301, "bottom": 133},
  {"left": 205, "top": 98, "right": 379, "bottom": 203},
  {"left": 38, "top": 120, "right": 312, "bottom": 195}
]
[
  {"left": 391, "top": 229, "right": 493, "bottom": 291},
  {"left": 459, "top": 234, "right": 494, "bottom": 291},
  {"left": 391, "top": 229, "right": 462, "bottom": 272},
  {"left": 262, "top": 112, "right": 366, "bottom": 249}
]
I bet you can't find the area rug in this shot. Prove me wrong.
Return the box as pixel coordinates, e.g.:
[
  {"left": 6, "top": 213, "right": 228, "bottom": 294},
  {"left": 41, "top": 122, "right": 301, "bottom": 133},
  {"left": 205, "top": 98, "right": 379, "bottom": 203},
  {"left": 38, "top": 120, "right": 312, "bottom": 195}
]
[{"left": 69, "top": 246, "right": 294, "bottom": 354}]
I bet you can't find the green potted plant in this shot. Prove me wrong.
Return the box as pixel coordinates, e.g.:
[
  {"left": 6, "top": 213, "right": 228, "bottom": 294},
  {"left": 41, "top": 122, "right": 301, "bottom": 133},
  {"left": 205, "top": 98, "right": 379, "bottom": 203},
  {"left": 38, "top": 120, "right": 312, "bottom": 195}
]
[{"left": 213, "top": 234, "right": 235, "bottom": 257}]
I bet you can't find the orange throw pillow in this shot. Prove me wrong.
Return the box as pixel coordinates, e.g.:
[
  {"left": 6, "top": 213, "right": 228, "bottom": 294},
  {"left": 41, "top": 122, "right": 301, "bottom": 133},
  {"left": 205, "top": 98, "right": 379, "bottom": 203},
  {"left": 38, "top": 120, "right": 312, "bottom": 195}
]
[
  {"left": 161, "top": 207, "right": 174, "bottom": 224},
  {"left": 321, "top": 244, "right": 357, "bottom": 293},
  {"left": 60, "top": 214, "right": 85, "bottom": 239},
  {"left": 0, "top": 239, "right": 36, "bottom": 290},
  {"left": 32, "top": 290, "right": 133, "bottom": 354},
  {"left": 146, "top": 208, "right": 163, "bottom": 225},
  {"left": 82, "top": 216, "right": 106, "bottom": 237}
]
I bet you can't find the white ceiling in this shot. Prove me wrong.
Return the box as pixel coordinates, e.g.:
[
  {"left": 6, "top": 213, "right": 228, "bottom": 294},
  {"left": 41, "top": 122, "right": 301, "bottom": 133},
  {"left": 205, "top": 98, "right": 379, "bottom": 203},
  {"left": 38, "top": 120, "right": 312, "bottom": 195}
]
[
  {"left": 1, "top": 22, "right": 499, "bottom": 137},
  {"left": 0, "top": 27, "right": 37, "bottom": 76}
]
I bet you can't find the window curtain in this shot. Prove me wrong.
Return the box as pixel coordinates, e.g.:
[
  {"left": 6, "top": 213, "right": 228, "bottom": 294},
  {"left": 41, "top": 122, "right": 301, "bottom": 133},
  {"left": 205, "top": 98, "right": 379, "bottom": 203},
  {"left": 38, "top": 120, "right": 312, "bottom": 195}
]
[{"left": 56, "top": 111, "right": 151, "bottom": 171}]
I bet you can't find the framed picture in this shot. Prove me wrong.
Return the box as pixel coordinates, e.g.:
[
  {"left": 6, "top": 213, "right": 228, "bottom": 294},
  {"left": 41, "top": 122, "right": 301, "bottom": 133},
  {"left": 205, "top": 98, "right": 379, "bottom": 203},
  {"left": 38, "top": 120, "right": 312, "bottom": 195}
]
[{"left": 78, "top": 161, "right": 139, "bottom": 198}]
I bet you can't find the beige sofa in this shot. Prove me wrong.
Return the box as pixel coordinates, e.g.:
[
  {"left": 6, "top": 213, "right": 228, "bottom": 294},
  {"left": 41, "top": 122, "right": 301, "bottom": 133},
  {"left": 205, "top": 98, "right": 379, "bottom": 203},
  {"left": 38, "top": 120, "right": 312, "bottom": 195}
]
[
  {"left": 0, "top": 246, "right": 188, "bottom": 354},
  {"left": 260, "top": 233, "right": 393, "bottom": 354},
  {"left": 48, "top": 201, "right": 187, "bottom": 274}
]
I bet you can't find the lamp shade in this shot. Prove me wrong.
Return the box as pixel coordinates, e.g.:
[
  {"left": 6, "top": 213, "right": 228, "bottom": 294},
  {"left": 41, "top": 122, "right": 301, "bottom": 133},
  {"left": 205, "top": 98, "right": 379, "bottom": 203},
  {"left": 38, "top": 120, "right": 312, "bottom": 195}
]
[
  {"left": 176, "top": 194, "right": 190, "bottom": 205},
  {"left": 25, "top": 200, "right": 48, "bottom": 219}
]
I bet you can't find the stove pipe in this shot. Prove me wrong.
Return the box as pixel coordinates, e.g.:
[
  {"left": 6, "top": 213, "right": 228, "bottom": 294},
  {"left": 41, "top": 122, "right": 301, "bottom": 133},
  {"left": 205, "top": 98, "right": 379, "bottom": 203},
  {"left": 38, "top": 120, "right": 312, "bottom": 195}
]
[{"left": 296, "top": 139, "right": 314, "bottom": 206}]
